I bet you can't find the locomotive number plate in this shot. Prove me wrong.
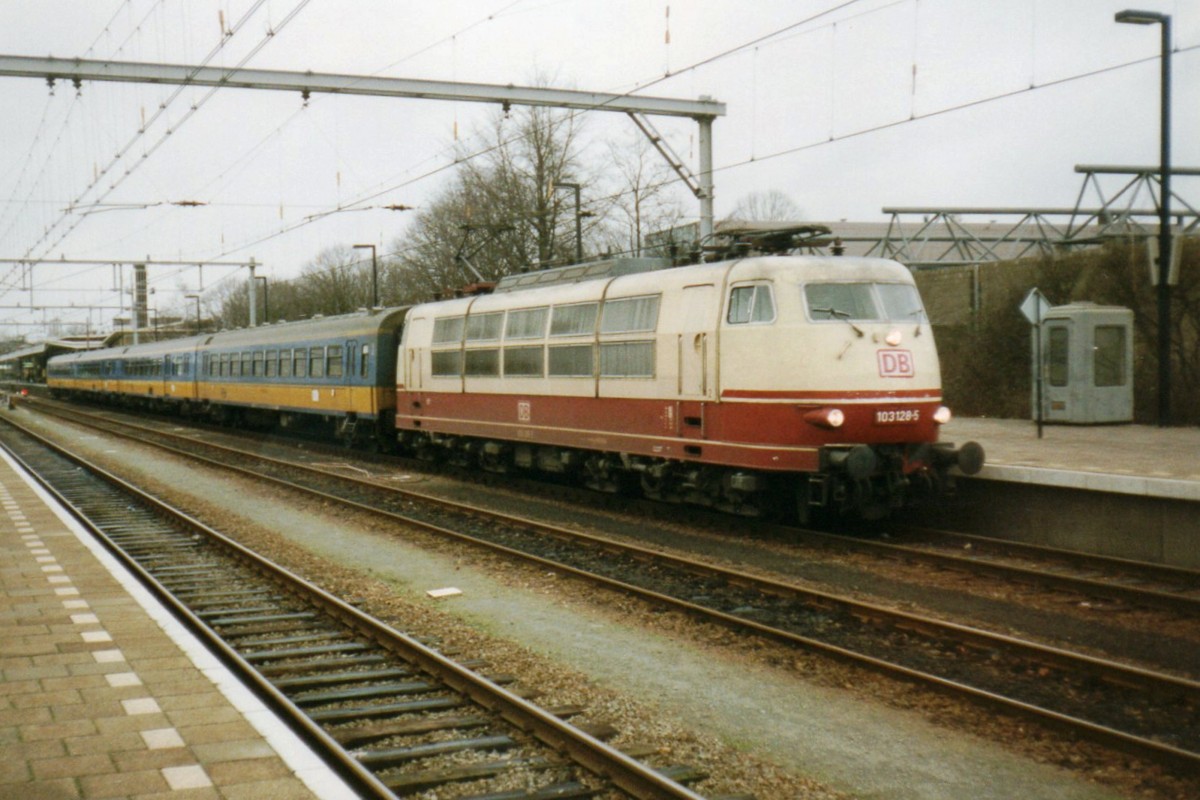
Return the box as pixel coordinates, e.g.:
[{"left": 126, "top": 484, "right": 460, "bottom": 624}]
[{"left": 874, "top": 408, "right": 920, "bottom": 425}]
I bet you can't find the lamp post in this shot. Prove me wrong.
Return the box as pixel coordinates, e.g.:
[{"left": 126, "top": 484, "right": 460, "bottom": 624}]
[
  {"left": 184, "top": 294, "right": 201, "bottom": 335},
  {"left": 253, "top": 276, "right": 269, "bottom": 324},
  {"left": 553, "top": 181, "right": 584, "bottom": 264},
  {"left": 353, "top": 244, "right": 378, "bottom": 308},
  {"left": 1115, "top": 8, "right": 1172, "bottom": 426}
]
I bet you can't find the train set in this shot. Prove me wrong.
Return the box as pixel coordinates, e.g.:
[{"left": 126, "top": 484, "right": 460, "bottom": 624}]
[{"left": 45, "top": 253, "right": 982, "bottom": 521}]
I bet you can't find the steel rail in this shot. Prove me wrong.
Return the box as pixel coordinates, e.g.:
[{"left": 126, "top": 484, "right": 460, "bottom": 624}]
[
  {"left": 882, "top": 523, "right": 1200, "bottom": 610},
  {"left": 0, "top": 414, "right": 707, "bottom": 800},
  {"left": 769, "top": 519, "right": 1200, "bottom": 615},
  {"left": 16, "top": 401, "right": 1200, "bottom": 773}
]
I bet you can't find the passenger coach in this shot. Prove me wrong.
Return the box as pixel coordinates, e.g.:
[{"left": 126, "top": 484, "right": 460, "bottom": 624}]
[{"left": 48, "top": 308, "right": 407, "bottom": 447}]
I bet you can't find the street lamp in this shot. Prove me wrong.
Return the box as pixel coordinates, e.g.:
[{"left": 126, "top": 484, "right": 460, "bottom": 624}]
[
  {"left": 553, "top": 181, "right": 584, "bottom": 264},
  {"left": 253, "top": 276, "right": 269, "bottom": 324},
  {"left": 1115, "top": 8, "right": 1172, "bottom": 426},
  {"left": 184, "top": 294, "right": 201, "bottom": 335},
  {"left": 353, "top": 244, "right": 378, "bottom": 308}
]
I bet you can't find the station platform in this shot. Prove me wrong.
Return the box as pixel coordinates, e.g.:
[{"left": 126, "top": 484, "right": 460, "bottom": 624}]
[
  {"left": 0, "top": 448, "right": 354, "bottom": 799},
  {"left": 944, "top": 417, "right": 1200, "bottom": 502}
]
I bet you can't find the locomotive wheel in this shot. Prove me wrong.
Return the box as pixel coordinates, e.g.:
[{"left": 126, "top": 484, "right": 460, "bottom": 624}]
[{"left": 794, "top": 477, "right": 832, "bottom": 529}]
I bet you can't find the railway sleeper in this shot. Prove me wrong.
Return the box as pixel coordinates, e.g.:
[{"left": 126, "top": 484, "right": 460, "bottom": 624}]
[
  {"left": 357, "top": 734, "right": 519, "bottom": 768},
  {"left": 379, "top": 755, "right": 565, "bottom": 794},
  {"left": 330, "top": 713, "right": 493, "bottom": 747}
]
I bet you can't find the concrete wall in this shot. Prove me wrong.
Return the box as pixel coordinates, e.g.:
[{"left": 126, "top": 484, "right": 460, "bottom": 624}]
[{"left": 926, "top": 477, "right": 1200, "bottom": 569}]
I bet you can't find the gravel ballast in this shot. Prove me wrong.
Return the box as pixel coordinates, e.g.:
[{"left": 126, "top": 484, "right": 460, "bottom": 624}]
[{"left": 14, "top": 413, "right": 1135, "bottom": 800}]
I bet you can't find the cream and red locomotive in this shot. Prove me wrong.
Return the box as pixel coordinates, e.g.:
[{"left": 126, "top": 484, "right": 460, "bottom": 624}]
[{"left": 395, "top": 254, "right": 982, "bottom": 520}]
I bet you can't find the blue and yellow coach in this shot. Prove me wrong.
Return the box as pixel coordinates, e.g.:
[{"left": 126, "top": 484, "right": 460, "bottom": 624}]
[{"left": 48, "top": 307, "right": 408, "bottom": 447}]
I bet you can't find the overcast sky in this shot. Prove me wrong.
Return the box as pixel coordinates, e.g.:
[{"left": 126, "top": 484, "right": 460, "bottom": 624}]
[{"left": 0, "top": 0, "right": 1196, "bottom": 337}]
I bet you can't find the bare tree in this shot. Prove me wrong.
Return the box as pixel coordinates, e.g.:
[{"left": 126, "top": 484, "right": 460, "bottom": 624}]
[
  {"left": 598, "top": 133, "right": 684, "bottom": 257},
  {"left": 392, "top": 98, "right": 587, "bottom": 296},
  {"left": 726, "top": 190, "right": 802, "bottom": 223}
]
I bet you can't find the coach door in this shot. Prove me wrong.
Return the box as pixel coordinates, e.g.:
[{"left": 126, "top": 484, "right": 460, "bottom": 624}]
[
  {"left": 678, "top": 285, "right": 714, "bottom": 400},
  {"left": 345, "top": 339, "right": 366, "bottom": 412}
]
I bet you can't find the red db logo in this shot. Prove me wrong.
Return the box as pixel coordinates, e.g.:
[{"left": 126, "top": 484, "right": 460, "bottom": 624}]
[{"left": 878, "top": 349, "right": 914, "bottom": 378}]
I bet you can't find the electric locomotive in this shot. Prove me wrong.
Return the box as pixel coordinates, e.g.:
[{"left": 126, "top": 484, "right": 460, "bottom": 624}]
[{"left": 395, "top": 254, "right": 982, "bottom": 521}]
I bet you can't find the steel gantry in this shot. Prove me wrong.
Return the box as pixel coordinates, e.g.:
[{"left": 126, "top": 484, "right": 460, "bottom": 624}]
[
  {"left": 0, "top": 54, "right": 726, "bottom": 240},
  {"left": 0, "top": 257, "right": 259, "bottom": 340},
  {"left": 858, "top": 164, "right": 1199, "bottom": 269}
]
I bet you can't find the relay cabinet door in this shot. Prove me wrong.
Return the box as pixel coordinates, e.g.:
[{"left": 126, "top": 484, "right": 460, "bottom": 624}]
[{"left": 1040, "top": 320, "right": 1074, "bottom": 422}]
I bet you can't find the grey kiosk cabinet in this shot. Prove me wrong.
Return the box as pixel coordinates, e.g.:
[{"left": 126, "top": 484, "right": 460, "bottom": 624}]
[{"left": 1033, "top": 303, "right": 1134, "bottom": 424}]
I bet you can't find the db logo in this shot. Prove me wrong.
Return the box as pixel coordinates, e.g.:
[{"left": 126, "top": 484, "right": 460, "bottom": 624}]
[{"left": 877, "top": 349, "right": 915, "bottom": 378}]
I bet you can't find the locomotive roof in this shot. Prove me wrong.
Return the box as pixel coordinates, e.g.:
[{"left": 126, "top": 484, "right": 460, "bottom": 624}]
[
  {"left": 411, "top": 256, "right": 914, "bottom": 316},
  {"left": 50, "top": 306, "right": 410, "bottom": 365}
]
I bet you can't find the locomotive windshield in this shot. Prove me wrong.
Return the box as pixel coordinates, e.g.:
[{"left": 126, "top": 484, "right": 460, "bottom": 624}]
[{"left": 805, "top": 282, "right": 926, "bottom": 323}]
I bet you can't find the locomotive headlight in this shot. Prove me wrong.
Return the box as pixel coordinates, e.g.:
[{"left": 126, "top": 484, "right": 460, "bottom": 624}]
[
  {"left": 885, "top": 329, "right": 903, "bottom": 346},
  {"left": 804, "top": 407, "right": 845, "bottom": 429},
  {"left": 933, "top": 406, "right": 953, "bottom": 424}
]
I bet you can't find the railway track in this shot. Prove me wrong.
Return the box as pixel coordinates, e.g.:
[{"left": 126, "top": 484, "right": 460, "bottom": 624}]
[
  {"left": 9, "top": 399, "right": 1200, "bottom": 778},
  {"left": 23, "top": 394, "right": 1200, "bottom": 619},
  {"left": 0, "top": 418, "right": 711, "bottom": 800},
  {"left": 776, "top": 522, "right": 1200, "bottom": 617}
]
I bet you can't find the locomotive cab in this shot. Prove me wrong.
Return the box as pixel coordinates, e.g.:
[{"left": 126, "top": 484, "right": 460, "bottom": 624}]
[{"left": 715, "top": 257, "right": 982, "bottom": 520}]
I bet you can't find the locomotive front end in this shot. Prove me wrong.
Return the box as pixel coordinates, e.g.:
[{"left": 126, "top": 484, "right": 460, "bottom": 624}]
[
  {"left": 794, "top": 261, "right": 983, "bottom": 520},
  {"left": 718, "top": 255, "right": 983, "bottom": 523}
]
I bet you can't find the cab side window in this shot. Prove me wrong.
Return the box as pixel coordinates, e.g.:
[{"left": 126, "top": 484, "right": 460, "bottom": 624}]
[{"left": 727, "top": 284, "right": 775, "bottom": 324}]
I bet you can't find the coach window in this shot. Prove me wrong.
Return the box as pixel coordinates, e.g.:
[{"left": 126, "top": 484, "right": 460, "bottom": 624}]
[
  {"left": 727, "top": 284, "right": 775, "bottom": 324},
  {"left": 431, "top": 350, "right": 463, "bottom": 376},
  {"left": 360, "top": 345, "right": 370, "bottom": 377},
  {"left": 464, "top": 348, "right": 499, "bottom": 376},
  {"left": 280, "top": 349, "right": 293, "bottom": 378},
  {"left": 432, "top": 316, "right": 465, "bottom": 344},
  {"left": 265, "top": 350, "right": 278, "bottom": 377},
  {"left": 550, "top": 302, "right": 598, "bottom": 336},
  {"left": 293, "top": 349, "right": 307, "bottom": 378},
  {"left": 465, "top": 312, "right": 503, "bottom": 341},
  {"left": 600, "top": 342, "right": 654, "bottom": 377},
  {"left": 241, "top": 352, "right": 253, "bottom": 377},
  {"left": 253, "top": 351, "right": 265, "bottom": 377},
  {"left": 327, "top": 345, "right": 344, "bottom": 378},
  {"left": 309, "top": 346, "right": 325, "bottom": 378},
  {"left": 548, "top": 344, "right": 594, "bottom": 376},
  {"left": 505, "top": 307, "right": 548, "bottom": 339},
  {"left": 504, "top": 346, "right": 543, "bottom": 377},
  {"left": 601, "top": 295, "right": 660, "bottom": 333}
]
